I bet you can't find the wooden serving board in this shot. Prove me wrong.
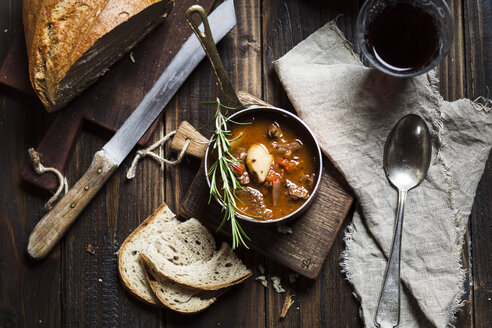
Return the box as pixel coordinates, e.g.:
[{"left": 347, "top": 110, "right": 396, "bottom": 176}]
[
  {"left": 0, "top": 0, "right": 214, "bottom": 192},
  {"left": 174, "top": 93, "right": 354, "bottom": 279}
]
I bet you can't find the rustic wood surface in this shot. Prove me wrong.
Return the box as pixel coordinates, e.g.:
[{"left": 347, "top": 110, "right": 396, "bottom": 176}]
[{"left": 0, "top": 1, "right": 490, "bottom": 327}]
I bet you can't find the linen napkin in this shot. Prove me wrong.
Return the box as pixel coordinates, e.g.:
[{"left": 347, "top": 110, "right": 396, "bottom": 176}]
[{"left": 274, "top": 21, "right": 492, "bottom": 328}]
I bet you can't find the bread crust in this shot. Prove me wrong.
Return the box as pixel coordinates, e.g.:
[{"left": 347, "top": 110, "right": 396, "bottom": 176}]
[
  {"left": 139, "top": 255, "right": 219, "bottom": 314},
  {"left": 117, "top": 202, "right": 174, "bottom": 306},
  {"left": 23, "top": 0, "right": 174, "bottom": 111}
]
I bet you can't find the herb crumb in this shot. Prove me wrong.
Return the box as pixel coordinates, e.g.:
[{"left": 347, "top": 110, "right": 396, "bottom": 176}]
[
  {"left": 255, "top": 275, "right": 268, "bottom": 288},
  {"left": 271, "top": 276, "right": 285, "bottom": 293}
]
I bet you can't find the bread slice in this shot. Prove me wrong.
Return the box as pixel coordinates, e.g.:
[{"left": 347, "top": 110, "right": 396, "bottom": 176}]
[
  {"left": 136, "top": 218, "right": 221, "bottom": 312},
  {"left": 118, "top": 203, "right": 178, "bottom": 305},
  {"left": 119, "top": 202, "right": 251, "bottom": 311},
  {"left": 23, "top": 0, "right": 174, "bottom": 111},
  {"left": 151, "top": 218, "right": 217, "bottom": 266},
  {"left": 140, "top": 255, "right": 219, "bottom": 313},
  {"left": 118, "top": 206, "right": 220, "bottom": 307},
  {"left": 141, "top": 242, "right": 252, "bottom": 291}
]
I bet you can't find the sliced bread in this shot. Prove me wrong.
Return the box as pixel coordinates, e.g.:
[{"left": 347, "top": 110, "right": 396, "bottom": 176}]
[
  {"left": 151, "top": 218, "right": 217, "bottom": 266},
  {"left": 118, "top": 205, "right": 221, "bottom": 307},
  {"left": 141, "top": 242, "right": 252, "bottom": 291},
  {"left": 119, "top": 202, "right": 251, "bottom": 312},
  {"left": 139, "top": 255, "right": 219, "bottom": 313},
  {"left": 118, "top": 203, "right": 178, "bottom": 305}
]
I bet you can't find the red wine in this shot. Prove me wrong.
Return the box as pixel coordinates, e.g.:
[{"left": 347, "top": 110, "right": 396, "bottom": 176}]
[{"left": 367, "top": 3, "right": 439, "bottom": 73}]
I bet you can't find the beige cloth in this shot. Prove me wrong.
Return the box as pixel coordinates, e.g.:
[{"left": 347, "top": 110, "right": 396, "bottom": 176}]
[{"left": 274, "top": 21, "right": 492, "bottom": 327}]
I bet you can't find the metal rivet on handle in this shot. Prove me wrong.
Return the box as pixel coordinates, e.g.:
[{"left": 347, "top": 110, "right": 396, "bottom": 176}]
[
  {"left": 97, "top": 168, "right": 102, "bottom": 174},
  {"left": 84, "top": 185, "right": 89, "bottom": 191},
  {"left": 70, "top": 202, "right": 76, "bottom": 208}
]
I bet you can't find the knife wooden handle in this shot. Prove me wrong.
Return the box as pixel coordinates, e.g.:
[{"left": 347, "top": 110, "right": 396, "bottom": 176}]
[{"left": 27, "top": 150, "right": 118, "bottom": 259}]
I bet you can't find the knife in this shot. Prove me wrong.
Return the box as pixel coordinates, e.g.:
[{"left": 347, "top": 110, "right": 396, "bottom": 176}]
[{"left": 27, "top": 0, "right": 237, "bottom": 259}]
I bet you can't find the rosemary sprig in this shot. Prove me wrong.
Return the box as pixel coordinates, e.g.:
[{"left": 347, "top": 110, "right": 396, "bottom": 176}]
[{"left": 205, "top": 98, "right": 251, "bottom": 249}]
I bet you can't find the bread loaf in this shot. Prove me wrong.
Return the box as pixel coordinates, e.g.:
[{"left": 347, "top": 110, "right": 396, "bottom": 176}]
[{"left": 23, "top": 0, "right": 174, "bottom": 112}]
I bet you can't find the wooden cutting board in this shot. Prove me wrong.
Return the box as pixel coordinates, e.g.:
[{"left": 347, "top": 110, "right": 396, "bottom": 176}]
[
  {"left": 0, "top": 0, "right": 214, "bottom": 192},
  {"left": 173, "top": 93, "right": 354, "bottom": 279}
]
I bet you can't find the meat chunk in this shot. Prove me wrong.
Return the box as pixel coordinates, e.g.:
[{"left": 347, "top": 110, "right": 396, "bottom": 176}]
[
  {"left": 286, "top": 180, "right": 310, "bottom": 201},
  {"left": 263, "top": 209, "right": 273, "bottom": 220},
  {"left": 237, "top": 187, "right": 271, "bottom": 219},
  {"left": 244, "top": 187, "right": 266, "bottom": 214},
  {"left": 267, "top": 123, "right": 282, "bottom": 139},
  {"left": 273, "top": 140, "right": 303, "bottom": 158},
  {"left": 232, "top": 147, "right": 247, "bottom": 161},
  {"left": 238, "top": 171, "right": 250, "bottom": 185},
  {"left": 300, "top": 174, "right": 316, "bottom": 188}
]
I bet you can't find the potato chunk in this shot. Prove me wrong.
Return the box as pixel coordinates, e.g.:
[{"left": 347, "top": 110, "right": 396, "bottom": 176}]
[{"left": 246, "top": 144, "right": 273, "bottom": 183}]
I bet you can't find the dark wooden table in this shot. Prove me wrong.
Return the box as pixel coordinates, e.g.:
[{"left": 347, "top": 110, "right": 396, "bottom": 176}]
[{"left": 1, "top": 0, "right": 490, "bottom": 327}]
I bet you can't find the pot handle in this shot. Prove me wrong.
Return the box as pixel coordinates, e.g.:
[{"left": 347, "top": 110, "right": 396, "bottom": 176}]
[{"left": 186, "top": 5, "right": 243, "bottom": 109}]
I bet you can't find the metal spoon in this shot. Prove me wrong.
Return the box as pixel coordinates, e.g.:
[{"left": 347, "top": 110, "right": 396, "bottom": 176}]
[{"left": 375, "top": 114, "right": 432, "bottom": 328}]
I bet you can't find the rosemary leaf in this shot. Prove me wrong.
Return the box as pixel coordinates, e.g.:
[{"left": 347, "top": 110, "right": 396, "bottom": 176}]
[{"left": 206, "top": 98, "right": 251, "bottom": 249}]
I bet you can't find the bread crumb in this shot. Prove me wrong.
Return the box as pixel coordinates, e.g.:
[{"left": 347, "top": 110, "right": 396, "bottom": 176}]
[
  {"left": 280, "top": 293, "right": 294, "bottom": 319},
  {"left": 288, "top": 272, "right": 299, "bottom": 284},
  {"left": 129, "top": 52, "right": 136, "bottom": 63},
  {"left": 255, "top": 275, "right": 268, "bottom": 288},
  {"left": 277, "top": 224, "right": 292, "bottom": 234},
  {"left": 258, "top": 264, "right": 265, "bottom": 274},
  {"left": 271, "top": 276, "right": 285, "bottom": 293},
  {"left": 98, "top": 278, "right": 103, "bottom": 283},
  {"left": 3, "top": 29, "right": 7, "bottom": 33},
  {"left": 86, "top": 244, "right": 95, "bottom": 255}
]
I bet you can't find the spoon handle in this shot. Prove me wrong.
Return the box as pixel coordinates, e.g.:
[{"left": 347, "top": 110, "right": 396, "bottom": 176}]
[{"left": 375, "top": 189, "right": 407, "bottom": 328}]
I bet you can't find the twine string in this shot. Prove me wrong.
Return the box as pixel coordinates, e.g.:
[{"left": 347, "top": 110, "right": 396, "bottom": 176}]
[
  {"left": 28, "top": 148, "right": 69, "bottom": 210},
  {"left": 126, "top": 130, "right": 191, "bottom": 179}
]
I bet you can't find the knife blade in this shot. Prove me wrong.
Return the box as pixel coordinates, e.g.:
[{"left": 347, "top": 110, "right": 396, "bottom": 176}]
[{"left": 27, "top": 0, "right": 237, "bottom": 259}]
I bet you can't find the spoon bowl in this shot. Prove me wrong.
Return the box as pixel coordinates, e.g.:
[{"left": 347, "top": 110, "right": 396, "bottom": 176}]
[
  {"left": 375, "top": 114, "right": 432, "bottom": 328},
  {"left": 384, "top": 114, "right": 432, "bottom": 191}
]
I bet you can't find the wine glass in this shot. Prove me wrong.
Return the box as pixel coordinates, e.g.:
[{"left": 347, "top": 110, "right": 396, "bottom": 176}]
[{"left": 356, "top": 0, "right": 454, "bottom": 77}]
